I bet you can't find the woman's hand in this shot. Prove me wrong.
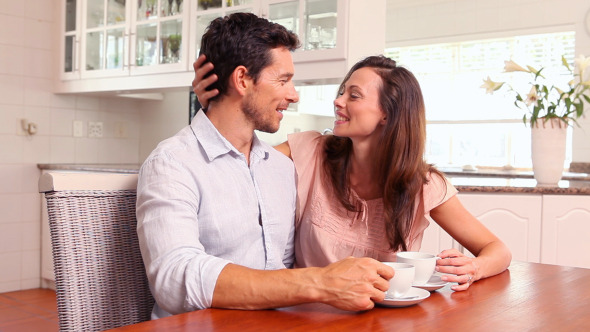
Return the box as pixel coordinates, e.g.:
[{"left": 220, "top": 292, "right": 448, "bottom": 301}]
[
  {"left": 192, "top": 54, "right": 219, "bottom": 109},
  {"left": 436, "top": 248, "right": 480, "bottom": 291}
]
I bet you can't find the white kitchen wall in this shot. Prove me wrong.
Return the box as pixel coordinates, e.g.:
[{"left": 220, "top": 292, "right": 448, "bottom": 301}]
[
  {"left": 0, "top": 0, "right": 142, "bottom": 293},
  {"left": 385, "top": 0, "right": 590, "bottom": 163},
  {"left": 137, "top": 91, "right": 337, "bottom": 160},
  {"left": 138, "top": 89, "right": 190, "bottom": 161}
]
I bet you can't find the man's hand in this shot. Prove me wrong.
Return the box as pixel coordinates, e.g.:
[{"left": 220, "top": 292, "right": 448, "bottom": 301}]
[
  {"left": 315, "top": 257, "right": 394, "bottom": 311},
  {"left": 192, "top": 54, "right": 219, "bottom": 109}
]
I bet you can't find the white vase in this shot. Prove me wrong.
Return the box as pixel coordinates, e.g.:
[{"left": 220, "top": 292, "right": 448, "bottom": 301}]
[{"left": 531, "top": 118, "right": 567, "bottom": 185}]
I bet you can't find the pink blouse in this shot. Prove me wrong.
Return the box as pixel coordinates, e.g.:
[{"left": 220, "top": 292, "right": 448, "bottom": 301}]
[{"left": 288, "top": 131, "right": 458, "bottom": 268}]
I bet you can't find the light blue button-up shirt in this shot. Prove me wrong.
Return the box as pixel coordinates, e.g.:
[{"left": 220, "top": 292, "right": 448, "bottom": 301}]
[{"left": 137, "top": 110, "right": 296, "bottom": 319}]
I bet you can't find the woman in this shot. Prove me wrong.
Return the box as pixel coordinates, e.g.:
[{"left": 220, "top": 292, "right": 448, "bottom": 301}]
[{"left": 193, "top": 55, "right": 511, "bottom": 291}]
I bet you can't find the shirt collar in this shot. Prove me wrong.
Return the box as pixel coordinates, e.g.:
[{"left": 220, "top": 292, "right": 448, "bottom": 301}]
[{"left": 190, "top": 110, "right": 270, "bottom": 162}]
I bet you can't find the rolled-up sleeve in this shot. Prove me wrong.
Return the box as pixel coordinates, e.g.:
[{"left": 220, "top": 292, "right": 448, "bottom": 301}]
[{"left": 136, "top": 155, "right": 231, "bottom": 314}]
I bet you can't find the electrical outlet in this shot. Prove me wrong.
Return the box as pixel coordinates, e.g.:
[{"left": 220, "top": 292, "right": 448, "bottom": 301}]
[
  {"left": 73, "top": 120, "right": 84, "bottom": 137},
  {"left": 88, "top": 121, "right": 103, "bottom": 138},
  {"left": 115, "top": 122, "right": 128, "bottom": 138}
]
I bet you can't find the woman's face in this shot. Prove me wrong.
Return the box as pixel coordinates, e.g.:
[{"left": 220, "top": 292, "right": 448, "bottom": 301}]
[{"left": 332, "top": 67, "right": 386, "bottom": 141}]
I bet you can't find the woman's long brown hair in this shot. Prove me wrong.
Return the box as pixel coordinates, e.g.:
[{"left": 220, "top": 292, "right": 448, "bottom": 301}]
[{"left": 322, "top": 55, "right": 443, "bottom": 252}]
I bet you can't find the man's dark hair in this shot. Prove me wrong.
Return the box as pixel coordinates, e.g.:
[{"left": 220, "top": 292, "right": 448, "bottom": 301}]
[{"left": 199, "top": 12, "right": 300, "bottom": 101}]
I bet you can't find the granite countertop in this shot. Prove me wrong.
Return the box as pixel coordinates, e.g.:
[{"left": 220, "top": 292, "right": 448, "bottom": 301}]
[
  {"left": 37, "top": 163, "right": 140, "bottom": 174},
  {"left": 449, "top": 176, "right": 590, "bottom": 195},
  {"left": 439, "top": 167, "right": 590, "bottom": 195},
  {"left": 36, "top": 164, "right": 590, "bottom": 195}
]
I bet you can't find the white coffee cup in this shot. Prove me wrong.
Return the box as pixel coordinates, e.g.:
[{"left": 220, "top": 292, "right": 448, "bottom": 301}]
[
  {"left": 383, "top": 262, "right": 415, "bottom": 298},
  {"left": 396, "top": 251, "right": 438, "bottom": 286}
]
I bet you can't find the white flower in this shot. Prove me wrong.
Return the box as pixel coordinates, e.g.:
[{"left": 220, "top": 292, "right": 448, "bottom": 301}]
[
  {"left": 574, "top": 54, "right": 590, "bottom": 72},
  {"left": 483, "top": 54, "right": 589, "bottom": 128},
  {"left": 504, "top": 60, "right": 529, "bottom": 73},
  {"left": 525, "top": 86, "right": 538, "bottom": 106},
  {"left": 480, "top": 76, "right": 504, "bottom": 94},
  {"left": 575, "top": 55, "right": 590, "bottom": 81}
]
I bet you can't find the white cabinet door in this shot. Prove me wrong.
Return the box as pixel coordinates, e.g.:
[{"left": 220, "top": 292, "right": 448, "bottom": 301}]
[
  {"left": 541, "top": 195, "right": 590, "bottom": 269},
  {"left": 457, "top": 193, "right": 542, "bottom": 263},
  {"left": 420, "top": 217, "right": 455, "bottom": 255}
]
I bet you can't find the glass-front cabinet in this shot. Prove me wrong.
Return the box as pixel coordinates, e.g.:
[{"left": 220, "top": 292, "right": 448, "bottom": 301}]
[
  {"left": 61, "top": 0, "right": 82, "bottom": 80},
  {"left": 267, "top": 0, "right": 341, "bottom": 55},
  {"left": 61, "top": 0, "right": 190, "bottom": 80},
  {"left": 266, "top": 0, "right": 345, "bottom": 64},
  {"left": 131, "top": 0, "right": 189, "bottom": 75},
  {"left": 81, "top": 0, "right": 128, "bottom": 77},
  {"left": 188, "top": 0, "right": 258, "bottom": 61},
  {"left": 188, "top": 0, "right": 344, "bottom": 63},
  {"left": 57, "top": 0, "right": 352, "bottom": 91}
]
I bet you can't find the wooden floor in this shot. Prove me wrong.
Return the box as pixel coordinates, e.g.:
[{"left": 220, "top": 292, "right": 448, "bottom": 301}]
[{"left": 0, "top": 288, "right": 59, "bottom": 332}]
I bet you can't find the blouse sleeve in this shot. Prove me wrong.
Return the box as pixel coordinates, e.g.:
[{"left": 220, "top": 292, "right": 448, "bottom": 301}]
[
  {"left": 423, "top": 171, "right": 458, "bottom": 213},
  {"left": 287, "top": 131, "right": 323, "bottom": 171}
]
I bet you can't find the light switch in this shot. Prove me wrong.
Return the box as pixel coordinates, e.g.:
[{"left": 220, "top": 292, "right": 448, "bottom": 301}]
[{"left": 73, "top": 120, "right": 84, "bottom": 137}]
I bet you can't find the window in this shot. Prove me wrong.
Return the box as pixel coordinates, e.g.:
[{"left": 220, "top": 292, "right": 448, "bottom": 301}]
[{"left": 385, "top": 31, "right": 575, "bottom": 169}]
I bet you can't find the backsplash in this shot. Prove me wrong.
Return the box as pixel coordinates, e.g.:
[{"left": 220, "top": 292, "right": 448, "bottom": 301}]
[
  {"left": 0, "top": 1, "right": 142, "bottom": 293},
  {"left": 570, "top": 163, "right": 590, "bottom": 174}
]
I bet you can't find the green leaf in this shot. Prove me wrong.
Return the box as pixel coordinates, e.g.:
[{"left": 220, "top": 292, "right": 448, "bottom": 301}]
[
  {"left": 575, "top": 102, "right": 583, "bottom": 117},
  {"left": 561, "top": 55, "right": 571, "bottom": 71}
]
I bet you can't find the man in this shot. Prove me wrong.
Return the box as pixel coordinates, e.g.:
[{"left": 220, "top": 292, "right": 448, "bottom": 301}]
[{"left": 136, "top": 13, "right": 392, "bottom": 319}]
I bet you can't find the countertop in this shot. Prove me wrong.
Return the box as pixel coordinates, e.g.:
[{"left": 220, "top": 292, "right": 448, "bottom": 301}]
[
  {"left": 439, "top": 167, "right": 590, "bottom": 195},
  {"left": 37, "top": 163, "right": 140, "bottom": 174},
  {"left": 37, "top": 164, "right": 590, "bottom": 195}
]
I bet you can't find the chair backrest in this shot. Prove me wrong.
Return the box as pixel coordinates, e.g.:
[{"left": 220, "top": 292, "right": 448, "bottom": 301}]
[{"left": 39, "top": 172, "right": 154, "bottom": 331}]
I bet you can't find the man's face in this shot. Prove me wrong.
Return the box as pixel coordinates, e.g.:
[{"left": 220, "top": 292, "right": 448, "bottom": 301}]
[{"left": 242, "top": 47, "right": 299, "bottom": 133}]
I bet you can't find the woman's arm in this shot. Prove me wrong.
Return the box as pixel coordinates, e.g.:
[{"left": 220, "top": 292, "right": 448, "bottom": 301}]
[
  {"left": 430, "top": 195, "right": 512, "bottom": 291},
  {"left": 274, "top": 141, "right": 292, "bottom": 159}
]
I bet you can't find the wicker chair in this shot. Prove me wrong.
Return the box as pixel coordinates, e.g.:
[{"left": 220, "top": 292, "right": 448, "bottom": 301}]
[{"left": 39, "top": 172, "right": 154, "bottom": 331}]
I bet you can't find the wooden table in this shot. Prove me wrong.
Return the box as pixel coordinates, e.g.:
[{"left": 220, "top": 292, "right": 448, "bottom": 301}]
[{"left": 110, "top": 261, "right": 590, "bottom": 331}]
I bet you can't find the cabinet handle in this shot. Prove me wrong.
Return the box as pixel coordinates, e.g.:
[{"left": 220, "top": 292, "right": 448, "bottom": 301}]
[
  {"left": 73, "top": 35, "right": 79, "bottom": 72},
  {"left": 128, "top": 32, "right": 135, "bottom": 68},
  {"left": 123, "top": 32, "right": 129, "bottom": 71}
]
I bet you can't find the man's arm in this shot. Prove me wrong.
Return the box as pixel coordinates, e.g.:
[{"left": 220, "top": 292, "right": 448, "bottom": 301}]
[{"left": 213, "top": 257, "right": 393, "bottom": 311}]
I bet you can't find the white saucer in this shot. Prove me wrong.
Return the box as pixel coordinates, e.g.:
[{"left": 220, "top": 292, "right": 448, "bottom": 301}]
[
  {"left": 414, "top": 274, "right": 448, "bottom": 291},
  {"left": 376, "top": 287, "right": 430, "bottom": 308}
]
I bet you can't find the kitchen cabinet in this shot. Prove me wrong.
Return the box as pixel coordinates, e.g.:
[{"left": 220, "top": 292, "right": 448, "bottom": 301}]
[
  {"left": 437, "top": 192, "right": 590, "bottom": 269},
  {"left": 285, "top": 0, "right": 385, "bottom": 84},
  {"left": 541, "top": 195, "right": 590, "bottom": 269},
  {"left": 266, "top": 0, "right": 344, "bottom": 63},
  {"left": 57, "top": 0, "right": 192, "bottom": 93},
  {"left": 188, "top": 0, "right": 260, "bottom": 63},
  {"left": 419, "top": 217, "right": 456, "bottom": 255},
  {"left": 420, "top": 193, "right": 543, "bottom": 262},
  {"left": 457, "top": 193, "right": 543, "bottom": 263},
  {"left": 56, "top": 0, "right": 385, "bottom": 94},
  {"left": 77, "top": 0, "right": 188, "bottom": 78},
  {"left": 188, "top": 0, "right": 348, "bottom": 68},
  {"left": 61, "top": 0, "right": 82, "bottom": 80}
]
